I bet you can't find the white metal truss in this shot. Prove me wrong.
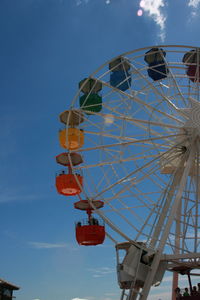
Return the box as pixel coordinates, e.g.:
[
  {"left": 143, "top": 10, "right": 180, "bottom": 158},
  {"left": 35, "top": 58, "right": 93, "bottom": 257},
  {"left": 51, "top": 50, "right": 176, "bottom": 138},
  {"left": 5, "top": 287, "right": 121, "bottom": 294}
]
[{"left": 66, "top": 45, "right": 200, "bottom": 300}]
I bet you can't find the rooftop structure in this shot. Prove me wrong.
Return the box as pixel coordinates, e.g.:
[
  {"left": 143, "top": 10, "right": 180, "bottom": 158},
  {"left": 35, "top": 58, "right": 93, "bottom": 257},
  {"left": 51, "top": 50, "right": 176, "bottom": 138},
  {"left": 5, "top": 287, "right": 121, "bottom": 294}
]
[{"left": 0, "top": 278, "right": 20, "bottom": 300}]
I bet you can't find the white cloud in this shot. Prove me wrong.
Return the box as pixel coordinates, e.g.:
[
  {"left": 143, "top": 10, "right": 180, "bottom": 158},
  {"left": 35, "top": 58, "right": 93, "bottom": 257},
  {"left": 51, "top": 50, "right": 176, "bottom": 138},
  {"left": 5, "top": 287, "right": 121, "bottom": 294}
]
[
  {"left": 139, "top": 0, "right": 167, "bottom": 41},
  {"left": 149, "top": 290, "right": 171, "bottom": 300},
  {"left": 161, "top": 274, "right": 172, "bottom": 282},
  {"left": 29, "top": 241, "right": 70, "bottom": 249},
  {"left": 71, "top": 298, "right": 89, "bottom": 300},
  {"left": 188, "top": 0, "right": 200, "bottom": 16},
  {"left": 188, "top": 0, "right": 200, "bottom": 8}
]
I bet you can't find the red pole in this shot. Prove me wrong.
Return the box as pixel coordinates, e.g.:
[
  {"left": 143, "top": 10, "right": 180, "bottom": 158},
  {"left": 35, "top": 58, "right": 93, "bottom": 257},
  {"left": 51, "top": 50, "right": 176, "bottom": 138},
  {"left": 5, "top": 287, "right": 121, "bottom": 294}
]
[
  {"left": 86, "top": 209, "right": 92, "bottom": 222},
  {"left": 172, "top": 272, "right": 178, "bottom": 300}
]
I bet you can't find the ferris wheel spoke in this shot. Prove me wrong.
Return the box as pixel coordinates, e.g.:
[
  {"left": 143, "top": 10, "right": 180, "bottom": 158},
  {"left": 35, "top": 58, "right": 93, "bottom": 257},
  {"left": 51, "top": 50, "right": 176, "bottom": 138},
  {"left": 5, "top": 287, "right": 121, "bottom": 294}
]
[
  {"left": 129, "top": 62, "right": 186, "bottom": 116},
  {"left": 81, "top": 134, "right": 171, "bottom": 156},
  {"left": 83, "top": 109, "right": 182, "bottom": 131},
  {"left": 74, "top": 154, "right": 158, "bottom": 170},
  {"left": 103, "top": 198, "right": 142, "bottom": 234},
  {"left": 83, "top": 131, "right": 184, "bottom": 147},
  {"left": 84, "top": 106, "right": 177, "bottom": 139},
  {"left": 92, "top": 76, "right": 184, "bottom": 125},
  {"left": 164, "top": 59, "right": 188, "bottom": 106},
  {"left": 93, "top": 147, "right": 174, "bottom": 199}
]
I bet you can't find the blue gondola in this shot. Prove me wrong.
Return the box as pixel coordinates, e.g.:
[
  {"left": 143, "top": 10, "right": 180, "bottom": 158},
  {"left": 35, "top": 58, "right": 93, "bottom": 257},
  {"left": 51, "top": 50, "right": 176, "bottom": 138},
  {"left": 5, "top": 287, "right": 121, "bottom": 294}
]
[
  {"left": 109, "top": 57, "right": 132, "bottom": 91},
  {"left": 110, "top": 70, "right": 131, "bottom": 91},
  {"left": 147, "top": 63, "right": 168, "bottom": 81},
  {"left": 144, "top": 48, "right": 168, "bottom": 81}
]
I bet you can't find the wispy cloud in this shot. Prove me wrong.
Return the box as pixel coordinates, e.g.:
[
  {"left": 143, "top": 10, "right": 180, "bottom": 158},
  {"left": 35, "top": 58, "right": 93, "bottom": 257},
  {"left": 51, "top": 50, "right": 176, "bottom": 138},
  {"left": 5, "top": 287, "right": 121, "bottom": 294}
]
[
  {"left": 75, "top": 0, "right": 111, "bottom": 5},
  {"left": 28, "top": 241, "right": 76, "bottom": 249},
  {"left": 138, "top": 0, "right": 167, "bottom": 41},
  {"left": 0, "top": 185, "right": 46, "bottom": 204},
  {"left": 0, "top": 193, "right": 40, "bottom": 204},
  {"left": 87, "top": 267, "right": 115, "bottom": 278}
]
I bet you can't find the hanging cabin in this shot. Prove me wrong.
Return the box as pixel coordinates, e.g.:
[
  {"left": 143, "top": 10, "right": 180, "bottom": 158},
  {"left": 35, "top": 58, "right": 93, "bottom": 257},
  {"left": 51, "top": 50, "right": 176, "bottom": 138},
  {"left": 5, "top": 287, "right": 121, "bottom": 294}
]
[
  {"left": 144, "top": 47, "right": 168, "bottom": 81},
  {"left": 115, "top": 242, "right": 167, "bottom": 290},
  {"left": 182, "top": 49, "right": 200, "bottom": 83},
  {"left": 74, "top": 199, "right": 105, "bottom": 246},
  {"left": 79, "top": 78, "right": 102, "bottom": 94},
  {"left": 59, "top": 109, "right": 84, "bottom": 150},
  {"left": 79, "top": 94, "right": 102, "bottom": 114},
  {"left": 79, "top": 78, "right": 103, "bottom": 114},
  {"left": 109, "top": 57, "right": 131, "bottom": 91},
  {"left": 75, "top": 218, "right": 105, "bottom": 246},
  {"left": 59, "top": 128, "right": 84, "bottom": 150},
  {"left": 59, "top": 109, "right": 84, "bottom": 126},
  {"left": 55, "top": 153, "right": 83, "bottom": 196},
  {"left": 56, "top": 170, "right": 83, "bottom": 196}
]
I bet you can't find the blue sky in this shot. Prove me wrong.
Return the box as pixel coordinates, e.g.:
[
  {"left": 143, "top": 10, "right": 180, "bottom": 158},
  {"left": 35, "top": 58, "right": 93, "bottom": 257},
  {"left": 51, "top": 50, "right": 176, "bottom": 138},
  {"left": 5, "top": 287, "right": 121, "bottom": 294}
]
[{"left": 1, "top": 1, "right": 200, "bottom": 300}]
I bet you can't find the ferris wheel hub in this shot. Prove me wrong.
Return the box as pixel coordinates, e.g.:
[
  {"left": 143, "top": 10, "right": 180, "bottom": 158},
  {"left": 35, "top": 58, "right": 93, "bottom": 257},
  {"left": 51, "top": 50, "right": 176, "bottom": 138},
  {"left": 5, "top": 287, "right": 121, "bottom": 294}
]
[{"left": 179, "top": 98, "right": 200, "bottom": 136}]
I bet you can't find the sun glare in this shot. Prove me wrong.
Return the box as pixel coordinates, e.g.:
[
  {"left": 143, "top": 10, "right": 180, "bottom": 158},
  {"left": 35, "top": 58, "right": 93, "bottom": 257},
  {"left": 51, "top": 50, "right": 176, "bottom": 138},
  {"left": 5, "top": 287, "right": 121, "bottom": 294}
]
[
  {"left": 139, "top": 0, "right": 145, "bottom": 8},
  {"left": 137, "top": 9, "right": 143, "bottom": 16}
]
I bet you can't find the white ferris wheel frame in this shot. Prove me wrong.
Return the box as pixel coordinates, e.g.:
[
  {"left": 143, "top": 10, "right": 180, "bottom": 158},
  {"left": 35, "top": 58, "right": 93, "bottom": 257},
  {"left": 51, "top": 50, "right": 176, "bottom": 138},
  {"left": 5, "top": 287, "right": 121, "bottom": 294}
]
[{"left": 64, "top": 45, "right": 200, "bottom": 300}]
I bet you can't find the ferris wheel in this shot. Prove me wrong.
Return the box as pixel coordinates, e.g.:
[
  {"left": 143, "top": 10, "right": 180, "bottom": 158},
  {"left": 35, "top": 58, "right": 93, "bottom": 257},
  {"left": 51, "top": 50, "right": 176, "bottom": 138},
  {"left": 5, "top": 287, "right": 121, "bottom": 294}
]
[{"left": 55, "top": 45, "right": 200, "bottom": 300}]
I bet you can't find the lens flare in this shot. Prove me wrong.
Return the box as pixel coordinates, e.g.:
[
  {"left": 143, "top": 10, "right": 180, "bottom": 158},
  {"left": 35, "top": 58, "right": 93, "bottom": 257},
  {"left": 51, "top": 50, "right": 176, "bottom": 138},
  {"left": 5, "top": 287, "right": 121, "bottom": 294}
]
[
  {"left": 137, "top": 9, "right": 143, "bottom": 16},
  {"left": 139, "top": 0, "right": 145, "bottom": 8}
]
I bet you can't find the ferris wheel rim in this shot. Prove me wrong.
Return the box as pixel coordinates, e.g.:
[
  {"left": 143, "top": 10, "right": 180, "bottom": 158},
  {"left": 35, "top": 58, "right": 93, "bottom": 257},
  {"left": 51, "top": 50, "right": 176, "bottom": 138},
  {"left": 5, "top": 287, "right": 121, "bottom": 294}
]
[
  {"left": 63, "top": 45, "right": 200, "bottom": 256},
  {"left": 70, "top": 44, "right": 199, "bottom": 108}
]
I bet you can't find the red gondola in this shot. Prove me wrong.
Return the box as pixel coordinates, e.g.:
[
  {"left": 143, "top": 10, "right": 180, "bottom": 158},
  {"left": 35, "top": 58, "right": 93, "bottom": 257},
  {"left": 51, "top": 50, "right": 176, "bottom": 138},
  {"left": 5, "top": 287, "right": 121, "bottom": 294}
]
[
  {"left": 76, "top": 221, "right": 105, "bottom": 246},
  {"left": 74, "top": 199, "right": 105, "bottom": 246},
  {"left": 186, "top": 65, "right": 200, "bottom": 83},
  {"left": 182, "top": 50, "right": 200, "bottom": 82}
]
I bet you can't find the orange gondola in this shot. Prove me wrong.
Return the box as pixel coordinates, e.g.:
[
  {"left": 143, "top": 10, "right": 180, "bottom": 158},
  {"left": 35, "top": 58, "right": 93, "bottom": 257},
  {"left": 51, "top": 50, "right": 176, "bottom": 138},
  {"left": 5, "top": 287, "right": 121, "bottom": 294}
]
[
  {"left": 59, "top": 128, "right": 84, "bottom": 150},
  {"left": 56, "top": 171, "right": 83, "bottom": 196}
]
